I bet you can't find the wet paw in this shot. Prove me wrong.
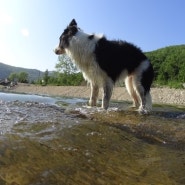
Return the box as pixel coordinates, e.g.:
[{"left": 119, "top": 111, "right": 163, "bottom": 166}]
[
  {"left": 138, "top": 107, "right": 150, "bottom": 115},
  {"left": 88, "top": 100, "right": 96, "bottom": 107}
]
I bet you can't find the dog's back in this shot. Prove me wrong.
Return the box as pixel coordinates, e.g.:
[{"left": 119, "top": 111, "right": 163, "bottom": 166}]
[{"left": 94, "top": 37, "right": 149, "bottom": 81}]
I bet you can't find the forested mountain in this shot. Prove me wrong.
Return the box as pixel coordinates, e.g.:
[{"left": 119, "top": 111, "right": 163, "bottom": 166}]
[
  {"left": 0, "top": 62, "right": 43, "bottom": 81},
  {"left": 145, "top": 45, "right": 185, "bottom": 88}
]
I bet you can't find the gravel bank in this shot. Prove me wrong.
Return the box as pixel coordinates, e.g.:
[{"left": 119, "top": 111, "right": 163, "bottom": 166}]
[{"left": 4, "top": 84, "right": 185, "bottom": 105}]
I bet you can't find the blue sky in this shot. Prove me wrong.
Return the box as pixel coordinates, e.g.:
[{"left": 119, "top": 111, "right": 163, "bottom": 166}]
[{"left": 0, "top": 0, "right": 185, "bottom": 71}]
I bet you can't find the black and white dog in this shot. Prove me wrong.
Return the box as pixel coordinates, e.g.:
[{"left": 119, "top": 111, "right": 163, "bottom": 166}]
[{"left": 55, "top": 19, "right": 154, "bottom": 114}]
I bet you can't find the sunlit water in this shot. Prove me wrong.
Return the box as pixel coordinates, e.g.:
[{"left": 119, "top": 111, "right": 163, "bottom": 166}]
[{"left": 0, "top": 92, "right": 185, "bottom": 185}]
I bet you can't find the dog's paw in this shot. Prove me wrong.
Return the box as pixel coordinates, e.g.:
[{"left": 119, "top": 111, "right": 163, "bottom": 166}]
[
  {"left": 138, "top": 107, "right": 150, "bottom": 115},
  {"left": 88, "top": 100, "right": 97, "bottom": 107}
]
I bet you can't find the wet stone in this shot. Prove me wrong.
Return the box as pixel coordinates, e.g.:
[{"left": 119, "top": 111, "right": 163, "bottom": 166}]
[{"left": 0, "top": 93, "right": 185, "bottom": 184}]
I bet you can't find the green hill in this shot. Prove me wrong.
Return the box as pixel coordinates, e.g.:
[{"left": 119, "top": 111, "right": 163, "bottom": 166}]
[
  {"left": 0, "top": 62, "right": 43, "bottom": 82},
  {"left": 145, "top": 45, "right": 185, "bottom": 88},
  {"left": 1, "top": 45, "right": 185, "bottom": 87}
]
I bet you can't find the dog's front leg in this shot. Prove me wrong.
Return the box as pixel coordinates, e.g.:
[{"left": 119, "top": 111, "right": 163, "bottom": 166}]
[
  {"left": 89, "top": 83, "right": 99, "bottom": 106},
  {"left": 102, "top": 82, "right": 113, "bottom": 110}
]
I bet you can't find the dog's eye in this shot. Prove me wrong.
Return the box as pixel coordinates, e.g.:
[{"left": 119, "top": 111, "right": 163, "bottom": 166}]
[{"left": 59, "top": 40, "right": 64, "bottom": 48}]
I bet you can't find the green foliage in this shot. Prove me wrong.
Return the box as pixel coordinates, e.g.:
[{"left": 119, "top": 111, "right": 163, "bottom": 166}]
[
  {"left": 18, "top": 72, "right": 28, "bottom": 83},
  {"left": 48, "top": 72, "right": 83, "bottom": 86},
  {"left": 55, "top": 55, "right": 79, "bottom": 74},
  {"left": 8, "top": 72, "right": 29, "bottom": 83},
  {"left": 42, "top": 69, "right": 49, "bottom": 85},
  {"left": 40, "top": 55, "right": 84, "bottom": 86},
  {"left": 8, "top": 72, "right": 18, "bottom": 81},
  {"left": 146, "top": 45, "right": 185, "bottom": 88}
]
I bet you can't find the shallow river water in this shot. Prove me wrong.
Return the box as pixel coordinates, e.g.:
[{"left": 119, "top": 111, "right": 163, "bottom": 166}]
[{"left": 0, "top": 92, "right": 185, "bottom": 185}]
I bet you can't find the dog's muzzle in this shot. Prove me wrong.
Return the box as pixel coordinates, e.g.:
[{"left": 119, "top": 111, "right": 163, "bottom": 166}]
[{"left": 54, "top": 46, "right": 66, "bottom": 55}]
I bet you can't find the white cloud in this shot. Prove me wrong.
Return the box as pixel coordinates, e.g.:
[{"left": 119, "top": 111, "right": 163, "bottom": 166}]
[{"left": 21, "top": 28, "right": 29, "bottom": 37}]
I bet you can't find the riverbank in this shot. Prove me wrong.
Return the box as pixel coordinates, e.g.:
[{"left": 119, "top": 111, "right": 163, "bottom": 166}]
[{"left": 1, "top": 83, "right": 185, "bottom": 105}]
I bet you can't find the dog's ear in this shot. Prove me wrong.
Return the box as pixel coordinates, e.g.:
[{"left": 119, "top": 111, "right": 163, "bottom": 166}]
[
  {"left": 69, "top": 19, "right": 77, "bottom": 26},
  {"left": 69, "top": 25, "right": 78, "bottom": 36}
]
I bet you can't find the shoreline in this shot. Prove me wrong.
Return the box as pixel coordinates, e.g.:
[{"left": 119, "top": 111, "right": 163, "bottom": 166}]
[{"left": 1, "top": 84, "right": 185, "bottom": 105}]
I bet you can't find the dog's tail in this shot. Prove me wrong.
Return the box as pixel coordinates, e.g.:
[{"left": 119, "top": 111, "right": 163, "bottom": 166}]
[{"left": 145, "top": 91, "right": 152, "bottom": 112}]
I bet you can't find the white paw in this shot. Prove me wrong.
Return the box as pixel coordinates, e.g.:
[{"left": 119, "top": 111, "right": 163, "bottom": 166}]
[{"left": 138, "top": 107, "right": 150, "bottom": 115}]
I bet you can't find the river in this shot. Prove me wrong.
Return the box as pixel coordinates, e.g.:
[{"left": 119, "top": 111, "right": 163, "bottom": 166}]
[{"left": 0, "top": 92, "right": 185, "bottom": 185}]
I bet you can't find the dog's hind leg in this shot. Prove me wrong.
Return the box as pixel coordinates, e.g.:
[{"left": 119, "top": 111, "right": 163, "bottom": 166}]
[
  {"left": 125, "top": 76, "right": 140, "bottom": 108},
  {"left": 133, "top": 61, "right": 153, "bottom": 114},
  {"left": 132, "top": 76, "right": 148, "bottom": 114},
  {"left": 89, "top": 83, "right": 99, "bottom": 107},
  {"left": 145, "top": 91, "right": 152, "bottom": 112},
  {"left": 102, "top": 80, "right": 113, "bottom": 110}
]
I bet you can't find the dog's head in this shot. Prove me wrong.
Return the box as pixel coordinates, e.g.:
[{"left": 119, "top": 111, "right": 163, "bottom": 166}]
[{"left": 54, "top": 19, "right": 78, "bottom": 55}]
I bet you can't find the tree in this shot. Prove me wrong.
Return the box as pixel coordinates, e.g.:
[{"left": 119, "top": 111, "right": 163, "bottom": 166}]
[
  {"left": 43, "top": 69, "right": 49, "bottom": 85},
  {"left": 55, "top": 54, "right": 79, "bottom": 74},
  {"left": 50, "top": 54, "right": 84, "bottom": 86},
  {"left": 8, "top": 72, "right": 29, "bottom": 83},
  {"left": 146, "top": 45, "right": 185, "bottom": 88},
  {"left": 18, "top": 72, "right": 28, "bottom": 83},
  {"left": 9, "top": 72, "right": 18, "bottom": 82}
]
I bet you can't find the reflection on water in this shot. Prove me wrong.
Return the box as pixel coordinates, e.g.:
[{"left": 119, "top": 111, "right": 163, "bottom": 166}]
[
  {"left": 0, "top": 92, "right": 185, "bottom": 185},
  {"left": 0, "top": 92, "right": 57, "bottom": 104}
]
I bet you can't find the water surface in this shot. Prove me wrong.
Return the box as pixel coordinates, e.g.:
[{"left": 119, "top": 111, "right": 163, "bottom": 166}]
[{"left": 0, "top": 92, "right": 185, "bottom": 185}]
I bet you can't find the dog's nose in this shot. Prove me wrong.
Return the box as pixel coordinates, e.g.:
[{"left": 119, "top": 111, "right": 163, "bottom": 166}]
[
  {"left": 54, "top": 48, "right": 59, "bottom": 54},
  {"left": 53, "top": 46, "right": 65, "bottom": 55},
  {"left": 55, "top": 49, "right": 58, "bottom": 54}
]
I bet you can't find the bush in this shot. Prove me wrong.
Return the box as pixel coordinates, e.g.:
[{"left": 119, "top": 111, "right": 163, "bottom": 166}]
[{"left": 146, "top": 45, "right": 185, "bottom": 88}]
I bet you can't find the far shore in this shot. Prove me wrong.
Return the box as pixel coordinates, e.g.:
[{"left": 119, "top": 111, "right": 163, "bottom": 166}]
[{"left": 1, "top": 83, "right": 185, "bottom": 106}]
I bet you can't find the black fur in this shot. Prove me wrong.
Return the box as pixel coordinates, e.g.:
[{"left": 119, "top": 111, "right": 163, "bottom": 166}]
[
  {"left": 88, "top": 35, "right": 94, "bottom": 40},
  {"left": 59, "top": 20, "right": 78, "bottom": 49},
  {"left": 94, "top": 37, "right": 148, "bottom": 82},
  {"left": 141, "top": 63, "right": 154, "bottom": 94}
]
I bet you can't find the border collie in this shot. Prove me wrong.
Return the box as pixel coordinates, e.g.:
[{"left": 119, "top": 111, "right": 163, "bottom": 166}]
[{"left": 54, "top": 19, "right": 154, "bottom": 114}]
